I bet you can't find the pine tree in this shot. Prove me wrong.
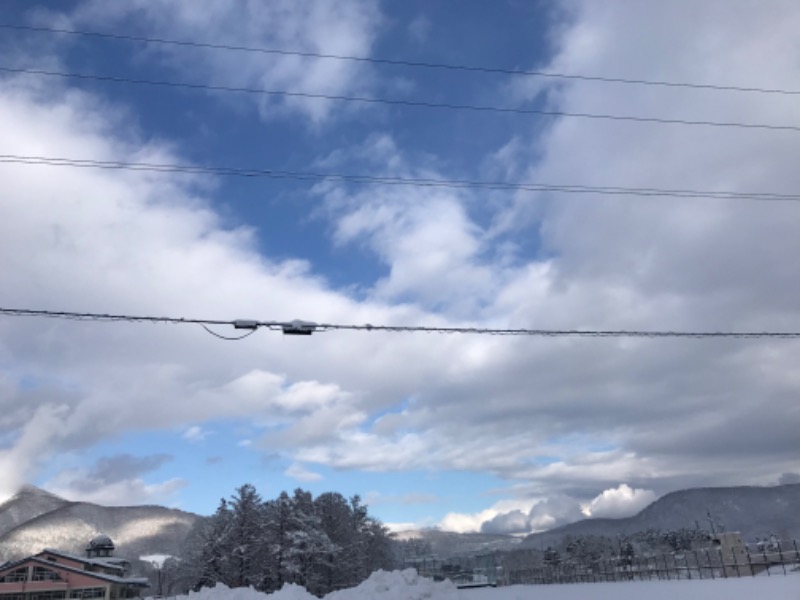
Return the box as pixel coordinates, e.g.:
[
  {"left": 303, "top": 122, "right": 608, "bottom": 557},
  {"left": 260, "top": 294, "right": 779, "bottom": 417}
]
[
  {"left": 313, "top": 492, "right": 351, "bottom": 591},
  {"left": 227, "top": 484, "right": 265, "bottom": 587},
  {"left": 194, "top": 499, "right": 234, "bottom": 588}
]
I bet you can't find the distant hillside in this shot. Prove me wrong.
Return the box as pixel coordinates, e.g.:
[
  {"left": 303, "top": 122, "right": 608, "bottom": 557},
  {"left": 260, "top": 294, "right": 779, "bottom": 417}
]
[
  {"left": 521, "top": 483, "right": 800, "bottom": 549},
  {"left": 0, "top": 486, "right": 70, "bottom": 538},
  {"left": 395, "top": 528, "right": 522, "bottom": 557},
  {"left": 0, "top": 486, "right": 200, "bottom": 561}
]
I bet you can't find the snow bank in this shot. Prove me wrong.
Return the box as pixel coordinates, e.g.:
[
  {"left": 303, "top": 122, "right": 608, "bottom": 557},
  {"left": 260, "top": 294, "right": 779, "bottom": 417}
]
[
  {"left": 328, "top": 569, "right": 459, "bottom": 600},
  {"left": 184, "top": 583, "right": 315, "bottom": 600},
  {"left": 462, "top": 576, "right": 799, "bottom": 600},
  {"left": 168, "top": 569, "right": 798, "bottom": 600},
  {"left": 179, "top": 570, "right": 457, "bottom": 600}
]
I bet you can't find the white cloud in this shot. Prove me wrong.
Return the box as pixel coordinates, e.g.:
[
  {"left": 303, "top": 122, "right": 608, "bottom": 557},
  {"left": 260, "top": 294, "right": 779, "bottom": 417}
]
[
  {"left": 182, "top": 426, "right": 210, "bottom": 443},
  {"left": 62, "top": 0, "right": 384, "bottom": 124},
  {"left": 284, "top": 462, "right": 323, "bottom": 482},
  {"left": 582, "top": 484, "right": 658, "bottom": 519},
  {"left": 385, "top": 522, "right": 423, "bottom": 534},
  {"left": 439, "top": 499, "right": 535, "bottom": 534},
  {"left": 438, "top": 494, "right": 588, "bottom": 535},
  {"left": 44, "top": 470, "right": 187, "bottom": 507}
]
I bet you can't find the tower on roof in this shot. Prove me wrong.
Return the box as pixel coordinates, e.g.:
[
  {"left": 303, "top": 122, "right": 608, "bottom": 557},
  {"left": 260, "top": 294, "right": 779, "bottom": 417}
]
[{"left": 86, "top": 534, "right": 115, "bottom": 558}]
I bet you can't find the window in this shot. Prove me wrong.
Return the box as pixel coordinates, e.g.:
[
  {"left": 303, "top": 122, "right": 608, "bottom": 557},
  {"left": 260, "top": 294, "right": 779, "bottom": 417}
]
[
  {"left": 0, "top": 568, "right": 28, "bottom": 583},
  {"left": 30, "top": 592, "right": 66, "bottom": 600},
  {"left": 68, "top": 589, "right": 105, "bottom": 599},
  {"left": 33, "top": 567, "right": 62, "bottom": 582}
]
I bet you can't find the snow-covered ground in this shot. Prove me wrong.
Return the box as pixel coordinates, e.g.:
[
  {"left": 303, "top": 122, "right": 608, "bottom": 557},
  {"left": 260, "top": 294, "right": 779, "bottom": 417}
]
[{"left": 165, "top": 569, "right": 798, "bottom": 600}]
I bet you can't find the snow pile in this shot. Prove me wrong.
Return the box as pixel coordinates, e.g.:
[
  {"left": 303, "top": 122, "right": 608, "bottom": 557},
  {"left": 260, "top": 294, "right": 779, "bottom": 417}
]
[
  {"left": 328, "top": 569, "right": 458, "bottom": 600},
  {"left": 182, "top": 570, "right": 457, "bottom": 600},
  {"left": 186, "top": 583, "right": 315, "bottom": 600}
]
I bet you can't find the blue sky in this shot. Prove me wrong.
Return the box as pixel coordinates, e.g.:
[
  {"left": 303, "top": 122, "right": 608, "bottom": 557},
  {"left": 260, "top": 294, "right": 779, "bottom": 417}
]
[{"left": 2, "top": 0, "right": 800, "bottom": 535}]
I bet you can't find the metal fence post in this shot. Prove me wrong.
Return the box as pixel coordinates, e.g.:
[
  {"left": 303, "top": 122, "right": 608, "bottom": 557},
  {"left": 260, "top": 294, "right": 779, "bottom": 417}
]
[
  {"left": 731, "top": 548, "right": 741, "bottom": 578},
  {"left": 705, "top": 549, "right": 714, "bottom": 579},
  {"left": 745, "top": 546, "right": 754, "bottom": 577}
]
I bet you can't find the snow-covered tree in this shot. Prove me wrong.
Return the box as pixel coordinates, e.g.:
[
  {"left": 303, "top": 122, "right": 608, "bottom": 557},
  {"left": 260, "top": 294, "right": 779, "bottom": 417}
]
[
  {"left": 226, "top": 484, "right": 266, "bottom": 587},
  {"left": 180, "top": 484, "right": 393, "bottom": 596},
  {"left": 194, "top": 498, "right": 235, "bottom": 588}
]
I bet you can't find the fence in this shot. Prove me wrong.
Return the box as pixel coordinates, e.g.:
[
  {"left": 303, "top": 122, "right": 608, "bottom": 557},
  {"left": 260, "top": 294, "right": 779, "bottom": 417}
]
[
  {"left": 404, "top": 554, "right": 499, "bottom": 587},
  {"left": 504, "top": 540, "right": 800, "bottom": 585}
]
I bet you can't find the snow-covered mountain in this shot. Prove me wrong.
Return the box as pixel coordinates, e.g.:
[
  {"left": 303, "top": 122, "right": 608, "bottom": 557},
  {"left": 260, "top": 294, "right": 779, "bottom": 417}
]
[
  {"left": 0, "top": 486, "right": 200, "bottom": 561},
  {"left": 0, "top": 486, "right": 70, "bottom": 537},
  {"left": 395, "top": 529, "right": 523, "bottom": 557},
  {"left": 521, "top": 483, "right": 800, "bottom": 548}
]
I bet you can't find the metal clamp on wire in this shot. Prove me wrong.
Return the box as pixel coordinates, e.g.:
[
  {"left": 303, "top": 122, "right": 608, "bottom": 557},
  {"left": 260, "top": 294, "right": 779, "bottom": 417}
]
[{"left": 282, "top": 320, "right": 317, "bottom": 335}]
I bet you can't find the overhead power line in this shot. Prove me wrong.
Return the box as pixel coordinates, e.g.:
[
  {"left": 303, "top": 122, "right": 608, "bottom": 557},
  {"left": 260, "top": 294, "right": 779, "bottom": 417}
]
[
  {"left": 2, "top": 153, "right": 799, "bottom": 203},
  {"left": 2, "top": 66, "right": 799, "bottom": 133},
  {"left": 2, "top": 308, "right": 799, "bottom": 339},
  {"left": 2, "top": 23, "right": 798, "bottom": 97}
]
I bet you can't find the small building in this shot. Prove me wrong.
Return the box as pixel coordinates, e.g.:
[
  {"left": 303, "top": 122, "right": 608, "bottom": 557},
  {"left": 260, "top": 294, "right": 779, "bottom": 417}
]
[{"left": 0, "top": 535, "right": 148, "bottom": 600}]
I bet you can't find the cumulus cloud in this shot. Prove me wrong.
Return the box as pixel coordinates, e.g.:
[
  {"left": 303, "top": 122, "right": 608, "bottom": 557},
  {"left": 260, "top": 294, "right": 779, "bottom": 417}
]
[
  {"left": 385, "top": 522, "right": 428, "bottom": 534},
  {"left": 284, "top": 462, "right": 323, "bottom": 483},
  {"left": 42, "top": 453, "right": 184, "bottom": 506},
  {"left": 582, "top": 484, "right": 658, "bottom": 519},
  {"left": 47, "top": 475, "right": 187, "bottom": 507},
  {"left": 440, "top": 499, "right": 534, "bottom": 534},
  {"left": 182, "top": 427, "right": 210, "bottom": 443},
  {"left": 480, "top": 510, "right": 530, "bottom": 535},
  {"left": 442, "top": 494, "right": 587, "bottom": 535},
  {"left": 89, "top": 454, "right": 172, "bottom": 484},
  {"left": 60, "top": 0, "right": 384, "bottom": 124}
]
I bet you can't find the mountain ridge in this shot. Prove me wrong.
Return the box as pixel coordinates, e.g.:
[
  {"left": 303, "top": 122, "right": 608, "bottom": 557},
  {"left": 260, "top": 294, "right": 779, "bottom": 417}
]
[
  {"left": 0, "top": 485, "right": 200, "bottom": 561},
  {"left": 0, "top": 485, "right": 72, "bottom": 539},
  {"left": 521, "top": 483, "right": 800, "bottom": 548}
]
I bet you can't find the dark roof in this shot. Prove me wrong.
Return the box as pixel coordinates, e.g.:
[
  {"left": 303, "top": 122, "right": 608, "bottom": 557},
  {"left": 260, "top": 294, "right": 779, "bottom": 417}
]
[{"left": 86, "top": 535, "right": 115, "bottom": 552}]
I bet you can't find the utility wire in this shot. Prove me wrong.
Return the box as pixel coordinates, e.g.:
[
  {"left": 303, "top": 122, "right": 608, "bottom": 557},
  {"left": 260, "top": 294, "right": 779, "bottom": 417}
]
[
  {"left": 201, "top": 324, "right": 258, "bottom": 341},
  {"left": 1, "top": 153, "right": 799, "bottom": 203},
  {"left": 2, "top": 308, "right": 799, "bottom": 339},
  {"left": 2, "top": 66, "right": 799, "bottom": 133},
  {"left": 2, "top": 23, "right": 798, "bottom": 97}
]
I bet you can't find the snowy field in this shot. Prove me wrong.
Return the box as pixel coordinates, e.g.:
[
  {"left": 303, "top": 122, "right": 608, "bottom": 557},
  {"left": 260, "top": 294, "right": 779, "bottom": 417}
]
[{"left": 169, "top": 569, "right": 799, "bottom": 600}]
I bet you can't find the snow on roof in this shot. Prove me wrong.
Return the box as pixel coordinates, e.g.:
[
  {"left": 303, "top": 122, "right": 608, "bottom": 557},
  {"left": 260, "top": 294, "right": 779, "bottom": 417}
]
[
  {"left": 39, "top": 549, "right": 127, "bottom": 571},
  {"left": 32, "top": 558, "right": 148, "bottom": 587}
]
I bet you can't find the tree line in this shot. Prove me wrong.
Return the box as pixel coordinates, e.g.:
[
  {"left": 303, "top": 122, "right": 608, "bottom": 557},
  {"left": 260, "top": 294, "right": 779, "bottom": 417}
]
[{"left": 160, "top": 484, "right": 394, "bottom": 596}]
